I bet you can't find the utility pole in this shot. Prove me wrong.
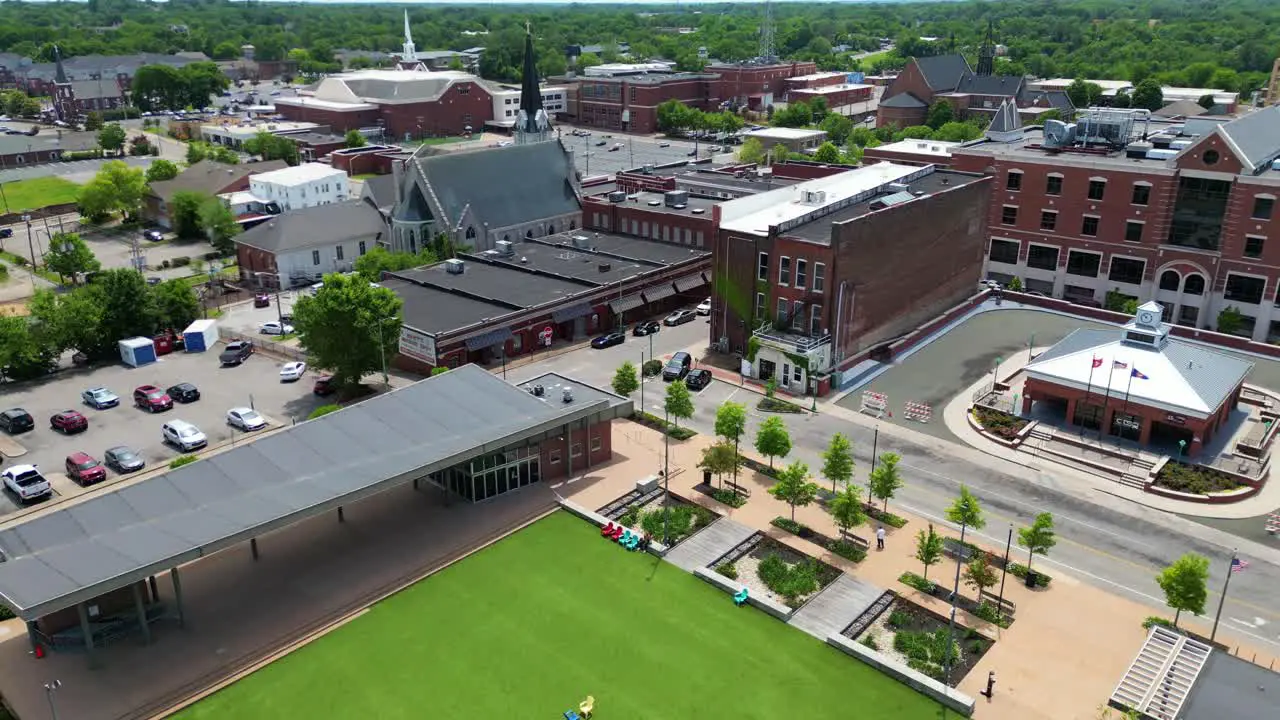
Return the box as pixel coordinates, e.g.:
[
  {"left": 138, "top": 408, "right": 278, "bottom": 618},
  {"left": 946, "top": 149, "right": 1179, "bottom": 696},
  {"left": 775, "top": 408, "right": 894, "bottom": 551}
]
[
  {"left": 21, "top": 214, "right": 34, "bottom": 281},
  {"left": 663, "top": 406, "right": 671, "bottom": 544},
  {"left": 1210, "top": 549, "right": 1239, "bottom": 642},
  {"left": 996, "top": 524, "right": 1013, "bottom": 620},
  {"left": 944, "top": 523, "right": 967, "bottom": 687}
]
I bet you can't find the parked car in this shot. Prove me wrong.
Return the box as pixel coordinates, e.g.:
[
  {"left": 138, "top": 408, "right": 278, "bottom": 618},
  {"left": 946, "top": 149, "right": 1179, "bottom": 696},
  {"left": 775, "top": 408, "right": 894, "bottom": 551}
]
[
  {"left": 608, "top": 145, "right": 621, "bottom": 152},
  {"left": 50, "top": 410, "right": 88, "bottom": 434},
  {"left": 143, "top": 229, "right": 164, "bottom": 242},
  {"left": 685, "top": 368, "right": 712, "bottom": 391},
  {"left": 254, "top": 293, "right": 271, "bottom": 308},
  {"left": 259, "top": 321, "right": 294, "bottom": 335},
  {"left": 1, "top": 464, "right": 52, "bottom": 504},
  {"left": 167, "top": 382, "right": 201, "bottom": 403},
  {"left": 133, "top": 385, "right": 173, "bottom": 413},
  {"left": 280, "top": 361, "right": 307, "bottom": 382},
  {"left": 632, "top": 320, "right": 661, "bottom": 337},
  {"left": 662, "top": 351, "right": 692, "bottom": 381},
  {"left": 658, "top": 142, "right": 671, "bottom": 148},
  {"left": 590, "top": 331, "right": 625, "bottom": 349},
  {"left": 664, "top": 309, "right": 697, "bottom": 326},
  {"left": 696, "top": 297, "right": 712, "bottom": 315},
  {"left": 595, "top": 139, "right": 607, "bottom": 146},
  {"left": 81, "top": 386, "right": 120, "bottom": 409},
  {"left": 0, "top": 408, "right": 34, "bottom": 434},
  {"left": 686, "top": 150, "right": 698, "bottom": 157},
  {"left": 0, "top": 228, "right": 11, "bottom": 239},
  {"left": 313, "top": 375, "right": 336, "bottom": 396},
  {"left": 65, "top": 452, "right": 107, "bottom": 485},
  {"left": 162, "top": 420, "right": 207, "bottom": 451},
  {"left": 226, "top": 407, "right": 267, "bottom": 432},
  {"left": 104, "top": 446, "right": 145, "bottom": 474},
  {"left": 219, "top": 340, "right": 255, "bottom": 365}
]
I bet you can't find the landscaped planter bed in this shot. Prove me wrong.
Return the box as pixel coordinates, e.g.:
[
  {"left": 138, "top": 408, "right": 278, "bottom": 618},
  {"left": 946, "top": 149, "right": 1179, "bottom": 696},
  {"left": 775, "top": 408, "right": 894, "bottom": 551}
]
[
  {"left": 1153, "top": 460, "right": 1243, "bottom": 495},
  {"left": 855, "top": 598, "right": 994, "bottom": 685},
  {"left": 770, "top": 517, "right": 867, "bottom": 563},
  {"left": 898, "top": 572, "right": 1014, "bottom": 628},
  {"left": 720, "top": 538, "right": 840, "bottom": 610},
  {"left": 971, "top": 406, "right": 1028, "bottom": 440},
  {"left": 613, "top": 493, "right": 717, "bottom": 547}
]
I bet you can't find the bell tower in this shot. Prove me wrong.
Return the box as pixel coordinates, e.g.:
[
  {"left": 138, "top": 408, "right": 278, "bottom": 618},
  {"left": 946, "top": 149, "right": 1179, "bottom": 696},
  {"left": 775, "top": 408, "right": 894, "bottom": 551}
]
[{"left": 53, "top": 45, "right": 76, "bottom": 122}]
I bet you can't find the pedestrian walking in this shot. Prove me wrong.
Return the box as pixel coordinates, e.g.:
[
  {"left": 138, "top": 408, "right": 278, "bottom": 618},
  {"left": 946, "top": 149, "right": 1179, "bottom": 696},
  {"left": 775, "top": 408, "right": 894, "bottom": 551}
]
[
  {"left": 876, "top": 525, "right": 886, "bottom": 550},
  {"left": 983, "top": 670, "right": 996, "bottom": 698}
]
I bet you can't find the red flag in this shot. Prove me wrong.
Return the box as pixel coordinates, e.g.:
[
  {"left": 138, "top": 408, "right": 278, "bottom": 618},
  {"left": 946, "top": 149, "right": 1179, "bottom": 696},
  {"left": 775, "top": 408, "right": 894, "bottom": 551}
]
[{"left": 1091, "top": 356, "right": 1103, "bottom": 368}]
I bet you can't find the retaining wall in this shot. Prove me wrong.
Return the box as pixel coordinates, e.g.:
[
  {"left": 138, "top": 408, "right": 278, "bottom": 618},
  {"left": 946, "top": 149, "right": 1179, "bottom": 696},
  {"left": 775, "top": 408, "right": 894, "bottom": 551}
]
[{"left": 825, "top": 632, "right": 976, "bottom": 717}]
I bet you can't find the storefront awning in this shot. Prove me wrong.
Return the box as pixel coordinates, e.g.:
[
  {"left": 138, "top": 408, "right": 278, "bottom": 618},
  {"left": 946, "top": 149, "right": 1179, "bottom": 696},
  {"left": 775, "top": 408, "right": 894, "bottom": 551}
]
[
  {"left": 608, "top": 294, "right": 644, "bottom": 314},
  {"left": 464, "top": 327, "right": 514, "bottom": 351},
  {"left": 552, "top": 303, "right": 594, "bottom": 323},
  {"left": 674, "top": 274, "right": 707, "bottom": 293},
  {"left": 643, "top": 284, "right": 675, "bottom": 303}
]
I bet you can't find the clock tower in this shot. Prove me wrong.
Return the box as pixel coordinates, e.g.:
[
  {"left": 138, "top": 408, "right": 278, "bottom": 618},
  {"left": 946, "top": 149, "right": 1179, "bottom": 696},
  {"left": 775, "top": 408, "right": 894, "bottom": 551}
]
[{"left": 1122, "top": 301, "right": 1170, "bottom": 349}]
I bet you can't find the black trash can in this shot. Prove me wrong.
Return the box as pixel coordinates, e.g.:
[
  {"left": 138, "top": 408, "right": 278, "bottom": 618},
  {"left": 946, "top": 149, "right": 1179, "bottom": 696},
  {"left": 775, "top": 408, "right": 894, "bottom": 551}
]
[
  {"left": 1024, "top": 570, "right": 1039, "bottom": 588},
  {"left": 703, "top": 469, "right": 712, "bottom": 485}
]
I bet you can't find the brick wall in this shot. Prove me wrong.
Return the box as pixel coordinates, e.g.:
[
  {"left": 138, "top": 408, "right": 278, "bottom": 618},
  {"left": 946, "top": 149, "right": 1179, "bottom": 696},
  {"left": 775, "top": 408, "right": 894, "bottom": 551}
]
[
  {"left": 582, "top": 197, "right": 715, "bottom": 244},
  {"left": 876, "top": 60, "right": 934, "bottom": 128},
  {"left": 539, "top": 419, "right": 614, "bottom": 481}
]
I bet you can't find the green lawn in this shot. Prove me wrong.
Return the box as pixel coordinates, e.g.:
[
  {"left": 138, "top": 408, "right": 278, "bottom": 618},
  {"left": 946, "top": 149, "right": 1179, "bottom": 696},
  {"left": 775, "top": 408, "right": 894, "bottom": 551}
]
[
  {"left": 176, "top": 512, "right": 941, "bottom": 720},
  {"left": 0, "top": 176, "right": 82, "bottom": 213}
]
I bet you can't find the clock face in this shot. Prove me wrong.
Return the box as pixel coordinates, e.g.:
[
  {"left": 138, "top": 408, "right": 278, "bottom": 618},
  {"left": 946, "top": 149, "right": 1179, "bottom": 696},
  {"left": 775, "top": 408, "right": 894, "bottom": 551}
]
[{"left": 1139, "top": 311, "right": 1155, "bottom": 325}]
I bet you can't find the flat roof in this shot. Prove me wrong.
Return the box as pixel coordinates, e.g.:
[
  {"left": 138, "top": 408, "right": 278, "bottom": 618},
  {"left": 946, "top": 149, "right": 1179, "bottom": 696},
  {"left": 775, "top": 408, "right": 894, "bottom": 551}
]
[
  {"left": 603, "top": 190, "right": 719, "bottom": 217},
  {"left": 791, "top": 83, "right": 872, "bottom": 95},
  {"left": 0, "top": 365, "right": 630, "bottom": 621},
  {"left": 250, "top": 162, "right": 345, "bottom": 186},
  {"left": 744, "top": 127, "right": 827, "bottom": 141},
  {"left": 788, "top": 170, "right": 979, "bottom": 244},
  {"left": 787, "top": 71, "right": 848, "bottom": 82},
  {"left": 955, "top": 128, "right": 1179, "bottom": 170},
  {"left": 274, "top": 96, "right": 379, "bottom": 112},
  {"left": 1182, "top": 652, "right": 1280, "bottom": 720},
  {"left": 203, "top": 121, "right": 321, "bottom": 138},
  {"left": 870, "top": 139, "right": 960, "bottom": 157},
  {"left": 382, "top": 277, "right": 503, "bottom": 334},
  {"left": 395, "top": 262, "right": 590, "bottom": 310},
  {"left": 719, "top": 161, "right": 924, "bottom": 237}
]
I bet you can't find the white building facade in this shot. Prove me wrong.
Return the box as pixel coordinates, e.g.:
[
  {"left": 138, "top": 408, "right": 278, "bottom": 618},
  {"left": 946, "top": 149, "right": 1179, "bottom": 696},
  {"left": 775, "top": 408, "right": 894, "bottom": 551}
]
[{"left": 248, "top": 163, "right": 349, "bottom": 212}]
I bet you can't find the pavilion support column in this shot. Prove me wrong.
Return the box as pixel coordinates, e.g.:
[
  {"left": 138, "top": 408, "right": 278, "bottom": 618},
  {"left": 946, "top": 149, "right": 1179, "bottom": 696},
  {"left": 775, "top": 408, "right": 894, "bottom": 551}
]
[
  {"left": 1065, "top": 398, "right": 1077, "bottom": 426},
  {"left": 170, "top": 567, "right": 186, "bottom": 629},
  {"left": 133, "top": 583, "right": 151, "bottom": 646},
  {"left": 250, "top": 538, "right": 260, "bottom": 561},
  {"left": 338, "top": 506, "right": 345, "bottom": 524},
  {"left": 78, "top": 602, "right": 99, "bottom": 669},
  {"left": 148, "top": 575, "right": 159, "bottom": 603},
  {"left": 1139, "top": 418, "right": 1153, "bottom": 446},
  {"left": 565, "top": 422, "right": 573, "bottom": 481},
  {"left": 26, "top": 620, "right": 40, "bottom": 654}
]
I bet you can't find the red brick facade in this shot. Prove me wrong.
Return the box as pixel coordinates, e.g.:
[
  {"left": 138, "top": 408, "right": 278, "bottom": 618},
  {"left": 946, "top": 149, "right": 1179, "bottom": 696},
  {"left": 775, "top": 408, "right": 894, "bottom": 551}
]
[
  {"left": 572, "top": 75, "right": 721, "bottom": 134},
  {"left": 582, "top": 196, "right": 716, "bottom": 245},
  {"left": 276, "top": 80, "right": 494, "bottom": 140},
  {"left": 538, "top": 419, "right": 615, "bottom": 481},
  {"left": 789, "top": 85, "right": 873, "bottom": 108},
  {"left": 711, "top": 62, "right": 819, "bottom": 108},
  {"left": 876, "top": 61, "right": 933, "bottom": 128}
]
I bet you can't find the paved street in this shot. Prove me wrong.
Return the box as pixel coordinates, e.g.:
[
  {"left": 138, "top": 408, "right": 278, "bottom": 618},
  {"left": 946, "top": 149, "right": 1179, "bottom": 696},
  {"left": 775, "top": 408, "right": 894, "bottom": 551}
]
[
  {"left": 502, "top": 312, "right": 1280, "bottom": 656},
  {"left": 0, "top": 155, "right": 155, "bottom": 184}
]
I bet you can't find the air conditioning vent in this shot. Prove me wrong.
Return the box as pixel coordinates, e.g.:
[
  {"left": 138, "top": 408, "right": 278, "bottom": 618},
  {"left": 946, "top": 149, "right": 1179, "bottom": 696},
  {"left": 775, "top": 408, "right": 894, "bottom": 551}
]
[
  {"left": 444, "top": 258, "right": 465, "bottom": 275},
  {"left": 598, "top": 262, "right": 612, "bottom": 272}
]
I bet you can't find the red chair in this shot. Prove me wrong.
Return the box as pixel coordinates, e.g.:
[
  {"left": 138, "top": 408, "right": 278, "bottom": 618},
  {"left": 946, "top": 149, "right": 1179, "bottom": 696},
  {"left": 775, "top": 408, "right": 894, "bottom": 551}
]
[
  {"left": 609, "top": 525, "right": 625, "bottom": 540},
  {"left": 601, "top": 522, "right": 616, "bottom": 537}
]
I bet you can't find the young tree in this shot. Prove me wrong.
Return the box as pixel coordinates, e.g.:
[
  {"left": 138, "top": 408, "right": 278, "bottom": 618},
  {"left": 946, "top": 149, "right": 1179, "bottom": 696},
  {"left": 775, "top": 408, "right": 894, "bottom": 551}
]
[
  {"left": 1017, "top": 512, "right": 1057, "bottom": 572},
  {"left": 145, "top": 159, "right": 180, "bottom": 183},
  {"left": 97, "top": 123, "right": 127, "bottom": 155},
  {"left": 344, "top": 129, "right": 367, "bottom": 148},
  {"left": 964, "top": 555, "right": 999, "bottom": 600},
  {"left": 42, "top": 233, "right": 100, "bottom": 285},
  {"left": 821, "top": 432, "right": 854, "bottom": 493},
  {"left": 925, "top": 100, "right": 954, "bottom": 129},
  {"left": 868, "top": 451, "right": 904, "bottom": 512},
  {"left": 915, "top": 524, "right": 944, "bottom": 580},
  {"left": 754, "top": 415, "right": 792, "bottom": 468},
  {"left": 170, "top": 191, "right": 207, "bottom": 239},
  {"left": 947, "top": 485, "right": 986, "bottom": 543},
  {"left": 1217, "top": 306, "right": 1245, "bottom": 335},
  {"left": 151, "top": 279, "right": 200, "bottom": 330},
  {"left": 828, "top": 482, "right": 866, "bottom": 539},
  {"left": 83, "top": 111, "right": 104, "bottom": 131},
  {"left": 738, "top": 136, "right": 766, "bottom": 164},
  {"left": 812, "top": 141, "right": 841, "bottom": 164},
  {"left": 199, "top": 197, "right": 240, "bottom": 254},
  {"left": 769, "top": 460, "right": 818, "bottom": 521},
  {"left": 769, "top": 143, "right": 790, "bottom": 165},
  {"left": 818, "top": 112, "right": 854, "bottom": 145},
  {"left": 663, "top": 379, "right": 694, "bottom": 429},
  {"left": 1131, "top": 79, "right": 1164, "bottom": 111},
  {"left": 1156, "top": 553, "right": 1210, "bottom": 627},
  {"left": 698, "top": 441, "right": 741, "bottom": 489},
  {"left": 292, "top": 273, "right": 404, "bottom": 387},
  {"left": 1197, "top": 93, "right": 1217, "bottom": 110},
  {"left": 612, "top": 361, "right": 639, "bottom": 396},
  {"left": 715, "top": 400, "right": 748, "bottom": 486}
]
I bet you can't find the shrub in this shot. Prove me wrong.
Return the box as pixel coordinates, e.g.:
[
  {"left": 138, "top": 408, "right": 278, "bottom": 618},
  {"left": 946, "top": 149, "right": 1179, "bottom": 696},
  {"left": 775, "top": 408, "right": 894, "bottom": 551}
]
[
  {"left": 641, "top": 505, "right": 694, "bottom": 543},
  {"left": 715, "top": 562, "right": 738, "bottom": 580},
  {"left": 1143, "top": 616, "right": 1176, "bottom": 630},
  {"left": 169, "top": 455, "right": 198, "bottom": 469},
  {"left": 972, "top": 406, "right": 1028, "bottom": 440},
  {"left": 691, "top": 504, "right": 716, "bottom": 530},
  {"left": 969, "top": 639, "right": 985, "bottom": 655},
  {"left": 971, "top": 602, "right": 1002, "bottom": 624},
  {"left": 0, "top": 603, "right": 13, "bottom": 620},
  {"left": 866, "top": 505, "right": 908, "bottom": 529},
  {"left": 1006, "top": 561, "right": 1053, "bottom": 587},
  {"left": 308, "top": 404, "right": 341, "bottom": 419},
  {"left": 860, "top": 632, "right": 880, "bottom": 651},
  {"left": 826, "top": 539, "right": 866, "bottom": 563},
  {"left": 887, "top": 609, "right": 910, "bottom": 629},
  {"left": 710, "top": 487, "right": 746, "bottom": 508},
  {"left": 160, "top": 259, "right": 171, "bottom": 269},
  {"left": 170, "top": 255, "right": 192, "bottom": 267},
  {"left": 204, "top": 251, "right": 221, "bottom": 260},
  {"left": 907, "top": 658, "right": 946, "bottom": 682},
  {"left": 1154, "top": 461, "right": 1242, "bottom": 495},
  {"left": 756, "top": 553, "right": 820, "bottom": 606},
  {"left": 771, "top": 516, "right": 807, "bottom": 535},
  {"left": 0, "top": 262, "right": 7, "bottom": 281},
  {"left": 758, "top": 396, "right": 805, "bottom": 414},
  {"left": 898, "top": 571, "right": 937, "bottom": 595},
  {"left": 642, "top": 359, "right": 663, "bottom": 377},
  {"left": 617, "top": 504, "right": 640, "bottom": 527}
]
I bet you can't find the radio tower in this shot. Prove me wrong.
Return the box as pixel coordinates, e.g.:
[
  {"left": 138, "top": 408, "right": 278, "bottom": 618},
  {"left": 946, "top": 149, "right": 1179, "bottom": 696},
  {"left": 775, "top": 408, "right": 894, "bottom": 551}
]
[{"left": 758, "top": 0, "right": 777, "bottom": 63}]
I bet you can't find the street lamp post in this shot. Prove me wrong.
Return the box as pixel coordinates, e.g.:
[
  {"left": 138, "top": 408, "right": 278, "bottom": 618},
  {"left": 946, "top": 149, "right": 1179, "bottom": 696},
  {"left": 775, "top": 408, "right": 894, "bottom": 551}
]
[
  {"left": 44, "top": 680, "right": 62, "bottom": 720},
  {"left": 22, "top": 213, "right": 35, "bottom": 281},
  {"left": 376, "top": 315, "right": 397, "bottom": 387}
]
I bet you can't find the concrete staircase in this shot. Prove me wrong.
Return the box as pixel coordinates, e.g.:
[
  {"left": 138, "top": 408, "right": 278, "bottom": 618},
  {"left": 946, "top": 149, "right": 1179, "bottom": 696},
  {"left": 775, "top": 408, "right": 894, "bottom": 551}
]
[
  {"left": 787, "top": 574, "right": 885, "bottom": 641},
  {"left": 1121, "top": 456, "right": 1155, "bottom": 490}
]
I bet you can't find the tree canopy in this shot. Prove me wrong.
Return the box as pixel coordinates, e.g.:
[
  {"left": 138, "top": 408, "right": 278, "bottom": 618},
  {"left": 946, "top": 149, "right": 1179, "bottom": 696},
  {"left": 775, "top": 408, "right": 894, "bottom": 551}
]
[{"left": 293, "top": 273, "right": 404, "bottom": 387}]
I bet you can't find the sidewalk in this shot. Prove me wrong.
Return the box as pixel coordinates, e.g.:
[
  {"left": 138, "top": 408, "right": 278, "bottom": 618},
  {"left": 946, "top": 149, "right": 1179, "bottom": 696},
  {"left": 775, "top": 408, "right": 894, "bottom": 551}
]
[{"left": 594, "top": 424, "right": 1278, "bottom": 720}]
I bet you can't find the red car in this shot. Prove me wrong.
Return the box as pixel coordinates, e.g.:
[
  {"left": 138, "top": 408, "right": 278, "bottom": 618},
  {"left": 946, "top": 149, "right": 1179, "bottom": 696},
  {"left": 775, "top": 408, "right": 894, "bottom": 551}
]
[
  {"left": 50, "top": 410, "right": 88, "bottom": 434},
  {"left": 313, "top": 375, "right": 336, "bottom": 397},
  {"left": 133, "top": 385, "right": 173, "bottom": 412},
  {"left": 65, "top": 452, "right": 107, "bottom": 485},
  {"left": 254, "top": 293, "right": 271, "bottom": 308}
]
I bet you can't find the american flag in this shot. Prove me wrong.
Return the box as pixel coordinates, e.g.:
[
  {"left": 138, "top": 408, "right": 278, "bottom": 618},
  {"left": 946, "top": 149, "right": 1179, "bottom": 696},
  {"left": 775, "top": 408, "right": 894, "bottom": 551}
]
[
  {"left": 1231, "top": 557, "right": 1249, "bottom": 573},
  {"left": 1113, "top": 360, "right": 1129, "bottom": 369}
]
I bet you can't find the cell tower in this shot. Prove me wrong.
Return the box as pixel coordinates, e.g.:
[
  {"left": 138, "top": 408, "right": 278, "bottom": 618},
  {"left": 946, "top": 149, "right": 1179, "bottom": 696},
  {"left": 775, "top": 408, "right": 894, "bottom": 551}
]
[{"left": 758, "top": 0, "right": 777, "bottom": 64}]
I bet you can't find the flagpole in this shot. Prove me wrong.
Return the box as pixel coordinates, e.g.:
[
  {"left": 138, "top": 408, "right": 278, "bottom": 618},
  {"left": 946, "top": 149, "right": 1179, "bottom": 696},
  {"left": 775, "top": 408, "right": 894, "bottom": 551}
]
[
  {"left": 1099, "top": 361, "right": 1116, "bottom": 440},
  {"left": 1119, "top": 368, "right": 1136, "bottom": 444},
  {"left": 1210, "top": 549, "right": 1238, "bottom": 643},
  {"left": 1082, "top": 356, "right": 1098, "bottom": 435}
]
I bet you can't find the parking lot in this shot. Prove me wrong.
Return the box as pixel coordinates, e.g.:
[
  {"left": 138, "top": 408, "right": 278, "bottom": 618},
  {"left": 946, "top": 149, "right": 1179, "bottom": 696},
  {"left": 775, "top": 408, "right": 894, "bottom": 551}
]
[
  {"left": 216, "top": 289, "right": 305, "bottom": 340},
  {"left": 0, "top": 346, "right": 330, "bottom": 516}
]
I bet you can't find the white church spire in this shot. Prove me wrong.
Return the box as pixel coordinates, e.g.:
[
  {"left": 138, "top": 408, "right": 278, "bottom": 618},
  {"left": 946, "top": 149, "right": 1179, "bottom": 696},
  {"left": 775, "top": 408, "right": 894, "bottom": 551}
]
[{"left": 402, "top": 10, "right": 417, "bottom": 63}]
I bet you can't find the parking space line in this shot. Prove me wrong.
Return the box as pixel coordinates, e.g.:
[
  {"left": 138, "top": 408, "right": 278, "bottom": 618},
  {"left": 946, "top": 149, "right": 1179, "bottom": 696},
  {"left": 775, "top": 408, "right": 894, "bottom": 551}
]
[{"left": 45, "top": 472, "right": 85, "bottom": 501}]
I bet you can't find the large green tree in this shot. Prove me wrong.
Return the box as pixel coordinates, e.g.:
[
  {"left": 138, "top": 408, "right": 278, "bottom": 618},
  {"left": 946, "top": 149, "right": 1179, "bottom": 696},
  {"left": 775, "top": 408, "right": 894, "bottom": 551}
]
[
  {"left": 97, "top": 123, "right": 127, "bottom": 155},
  {"left": 145, "top": 159, "right": 180, "bottom": 183},
  {"left": 353, "top": 247, "right": 435, "bottom": 283},
  {"left": 43, "top": 233, "right": 101, "bottom": 284},
  {"left": 769, "top": 460, "right": 819, "bottom": 521},
  {"left": 292, "top": 272, "right": 404, "bottom": 386},
  {"left": 946, "top": 485, "right": 986, "bottom": 543},
  {"left": 78, "top": 161, "right": 147, "bottom": 222},
  {"left": 1156, "top": 553, "right": 1209, "bottom": 627},
  {"left": 170, "top": 191, "right": 207, "bottom": 239},
  {"left": 152, "top": 279, "right": 201, "bottom": 330},
  {"left": 199, "top": 197, "right": 240, "bottom": 254},
  {"left": 754, "top": 415, "right": 792, "bottom": 468}
]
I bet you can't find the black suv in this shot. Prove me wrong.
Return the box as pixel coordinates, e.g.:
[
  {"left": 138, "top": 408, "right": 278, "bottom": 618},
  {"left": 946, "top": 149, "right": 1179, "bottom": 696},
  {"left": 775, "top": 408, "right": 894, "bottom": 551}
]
[
  {"left": 662, "top": 352, "right": 692, "bottom": 381},
  {"left": 219, "top": 340, "right": 255, "bottom": 366},
  {"left": 167, "top": 383, "right": 201, "bottom": 403},
  {"left": 0, "top": 408, "right": 34, "bottom": 433}
]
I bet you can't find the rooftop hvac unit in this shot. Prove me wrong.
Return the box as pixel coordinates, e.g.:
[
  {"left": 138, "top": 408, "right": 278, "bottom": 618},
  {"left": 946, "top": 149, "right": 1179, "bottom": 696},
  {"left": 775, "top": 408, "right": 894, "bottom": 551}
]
[
  {"left": 1125, "top": 142, "right": 1153, "bottom": 159},
  {"left": 1042, "top": 120, "right": 1077, "bottom": 149},
  {"left": 664, "top": 190, "right": 689, "bottom": 207},
  {"left": 608, "top": 191, "right": 626, "bottom": 203},
  {"left": 530, "top": 384, "right": 545, "bottom": 396},
  {"left": 887, "top": 183, "right": 910, "bottom": 192},
  {"left": 571, "top": 234, "right": 591, "bottom": 248},
  {"left": 1170, "top": 140, "right": 1191, "bottom": 151},
  {"left": 799, "top": 189, "right": 827, "bottom": 205},
  {"left": 598, "top": 262, "right": 612, "bottom": 272},
  {"left": 444, "top": 258, "right": 465, "bottom": 275},
  {"left": 643, "top": 164, "right": 654, "bottom": 174},
  {"left": 562, "top": 388, "right": 573, "bottom": 403},
  {"left": 495, "top": 240, "right": 515, "bottom": 256}
]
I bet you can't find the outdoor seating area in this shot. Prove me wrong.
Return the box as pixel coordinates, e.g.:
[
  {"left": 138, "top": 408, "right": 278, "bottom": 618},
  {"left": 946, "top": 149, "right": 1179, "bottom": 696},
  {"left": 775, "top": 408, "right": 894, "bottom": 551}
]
[
  {"left": 43, "top": 603, "right": 169, "bottom": 652},
  {"left": 601, "top": 521, "right": 650, "bottom": 552}
]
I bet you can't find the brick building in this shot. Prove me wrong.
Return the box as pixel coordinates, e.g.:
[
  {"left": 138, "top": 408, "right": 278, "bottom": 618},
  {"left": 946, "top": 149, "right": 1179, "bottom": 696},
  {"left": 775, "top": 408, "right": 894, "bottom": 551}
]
[
  {"left": 788, "top": 83, "right": 874, "bottom": 109},
  {"left": 951, "top": 105, "right": 1280, "bottom": 344},
  {"left": 143, "top": 159, "right": 288, "bottom": 229},
  {"left": 274, "top": 69, "right": 495, "bottom": 141},
  {"left": 0, "top": 131, "right": 98, "bottom": 168},
  {"left": 711, "top": 162, "right": 991, "bottom": 395},
  {"left": 862, "top": 139, "right": 960, "bottom": 167},
  {"left": 877, "top": 53, "right": 1043, "bottom": 129},
  {"left": 570, "top": 72, "right": 721, "bottom": 133},
  {"left": 709, "top": 60, "right": 819, "bottom": 110},
  {"left": 1022, "top": 302, "right": 1252, "bottom": 455}
]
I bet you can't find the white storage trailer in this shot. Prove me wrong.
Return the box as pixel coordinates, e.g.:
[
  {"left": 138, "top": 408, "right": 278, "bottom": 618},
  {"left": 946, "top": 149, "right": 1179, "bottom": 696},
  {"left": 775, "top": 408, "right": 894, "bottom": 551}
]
[
  {"left": 119, "top": 337, "right": 157, "bottom": 367},
  {"left": 182, "top": 319, "right": 218, "bottom": 353}
]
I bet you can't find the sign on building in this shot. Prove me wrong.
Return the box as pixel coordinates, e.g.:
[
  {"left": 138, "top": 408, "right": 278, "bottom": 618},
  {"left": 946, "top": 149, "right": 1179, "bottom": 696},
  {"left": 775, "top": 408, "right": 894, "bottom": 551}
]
[{"left": 399, "top": 327, "right": 437, "bottom": 365}]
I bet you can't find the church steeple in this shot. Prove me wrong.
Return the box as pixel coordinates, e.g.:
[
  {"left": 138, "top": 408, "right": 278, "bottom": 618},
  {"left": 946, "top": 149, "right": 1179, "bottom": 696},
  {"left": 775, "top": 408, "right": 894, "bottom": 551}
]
[
  {"left": 515, "top": 22, "right": 551, "bottom": 145},
  {"left": 976, "top": 21, "right": 995, "bottom": 77},
  {"left": 54, "top": 45, "right": 69, "bottom": 84},
  {"left": 52, "top": 45, "right": 74, "bottom": 122},
  {"left": 402, "top": 10, "right": 417, "bottom": 63}
]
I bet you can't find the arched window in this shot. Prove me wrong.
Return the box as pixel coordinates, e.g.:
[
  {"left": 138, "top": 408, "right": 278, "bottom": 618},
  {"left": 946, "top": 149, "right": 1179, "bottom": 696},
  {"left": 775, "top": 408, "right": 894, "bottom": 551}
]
[
  {"left": 1159, "top": 270, "right": 1180, "bottom": 291},
  {"left": 547, "top": 223, "right": 555, "bottom": 235},
  {"left": 465, "top": 226, "right": 477, "bottom": 240},
  {"left": 408, "top": 230, "right": 416, "bottom": 253},
  {"left": 526, "top": 229, "right": 534, "bottom": 239},
  {"left": 1183, "top": 274, "right": 1205, "bottom": 295},
  {"left": 569, "top": 220, "right": 577, "bottom": 230}
]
